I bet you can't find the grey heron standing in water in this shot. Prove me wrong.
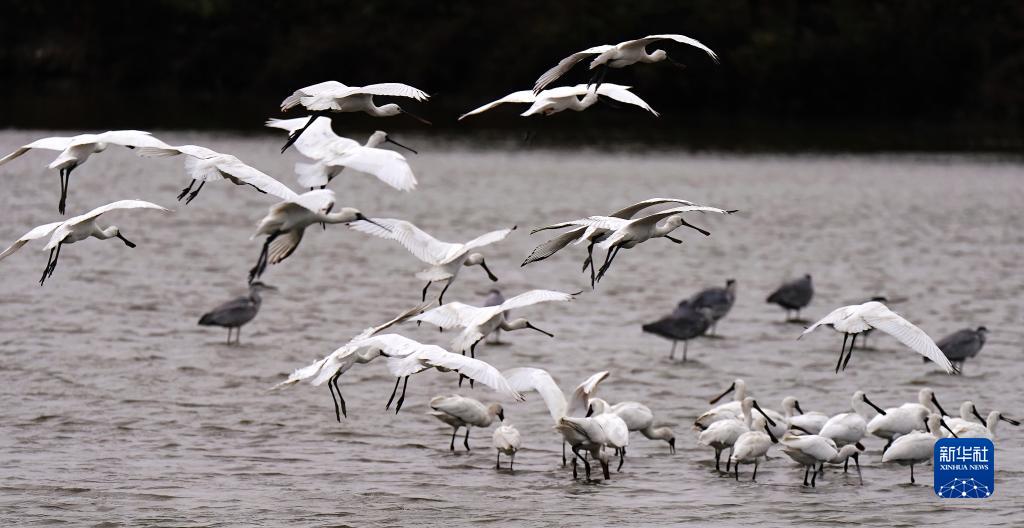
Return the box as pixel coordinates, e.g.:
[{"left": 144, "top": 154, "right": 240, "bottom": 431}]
[
  {"left": 642, "top": 300, "right": 713, "bottom": 361},
  {"left": 689, "top": 279, "right": 736, "bottom": 335},
  {"left": 766, "top": 274, "right": 813, "bottom": 321},
  {"left": 926, "top": 326, "right": 988, "bottom": 374},
  {"left": 199, "top": 282, "right": 277, "bottom": 344}
]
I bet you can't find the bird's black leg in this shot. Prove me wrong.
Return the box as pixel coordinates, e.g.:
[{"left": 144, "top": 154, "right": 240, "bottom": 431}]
[
  {"left": 385, "top": 377, "right": 401, "bottom": 410},
  {"left": 596, "top": 246, "right": 620, "bottom": 283},
  {"left": 803, "top": 465, "right": 810, "bottom": 486},
  {"left": 39, "top": 247, "right": 56, "bottom": 285},
  {"left": 185, "top": 180, "right": 206, "bottom": 204},
  {"left": 601, "top": 456, "right": 611, "bottom": 480},
  {"left": 235, "top": 326, "right": 242, "bottom": 345},
  {"left": 617, "top": 447, "right": 625, "bottom": 472},
  {"left": 249, "top": 232, "right": 279, "bottom": 284},
  {"left": 835, "top": 333, "right": 849, "bottom": 373},
  {"left": 421, "top": 281, "right": 432, "bottom": 302},
  {"left": 510, "top": 453, "right": 515, "bottom": 473},
  {"left": 577, "top": 448, "right": 591, "bottom": 480},
  {"left": 571, "top": 448, "right": 578, "bottom": 479},
  {"left": 734, "top": 461, "right": 739, "bottom": 481},
  {"left": 683, "top": 340, "right": 689, "bottom": 363},
  {"left": 752, "top": 460, "right": 758, "bottom": 482},
  {"left": 394, "top": 376, "right": 409, "bottom": 414},
  {"left": 177, "top": 179, "right": 195, "bottom": 201},
  {"left": 328, "top": 374, "right": 342, "bottom": 422},
  {"left": 437, "top": 280, "right": 451, "bottom": 305},
  {"left": 842, "top": 334, "right": 857, "bottom": 371},
  {"left": 714, "top": 448, "right": 721, "bottom": 472},
  {"left": 883, "top": 437, "right": 893, "bottom": 454},
  {"left": 225, "top": 328, "right": 231, "bottom": 345},
  {"left": 464, "top": 428, "right": 471, "bottom": 451},
  {"left": 450, "top": 426, "right": 458, "bottom": 451},
  {"left": 562, "top": 442, "right": 567, "bottom": 467},
  {"left": 844, "top": 457, "right": 849, "bottom": 473},
  {"left": 496, "top": 451, "right": 501, "bottom": 469},
  {"left": 281, "top": 112, "right": 324, "bottom": 153},
  {"left": 811, "top": 464, "right": 819, "bottom": 487},
  {"left": 45, "top": 242, "right": 64, "bottom": 280},
  {"left": 333, "top": 374, "right": 347, "bottom": 418},
  {"left": 910, "top": 464, "right": 915, "bottom": 484}
]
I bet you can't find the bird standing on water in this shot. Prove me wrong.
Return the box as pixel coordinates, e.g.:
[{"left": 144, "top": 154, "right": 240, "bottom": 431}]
[
  {"left": 0, "top": 199, "right": 170, "bottom": 285},
  {"left": 766, "top": 274, "right": 813, "bottom": 321},
  {"left": 689, "top": 279, "right": 736, "bottom": 336},
  {"left": 927, "top": 326, "right": 987, "bottom": 373},
  {"left": 428, "top": 394, "right": 506, "bottom": 452},
  {"left": 642, "top": 300, "right": 712, "bottom": 361},
  {"left": 492, "top": 421, "right": 522, "bottom": 471},
  {"left": 198, "top": 282, "right": 277, "bottom": 345}
]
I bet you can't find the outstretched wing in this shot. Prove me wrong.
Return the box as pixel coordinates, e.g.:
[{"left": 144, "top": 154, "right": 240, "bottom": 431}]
[
  {"left": 863, "top": 306, "right": 956, "bottom": 373},
  {"left": 568, "top": 371, "right": 610, "bottom": 416},
  {"left": 92, "top": 130, "right": 170, "bottom": 149},
  {"left": 281, "top": 80, "right": 348, "bottom": 111},
  {"left": 459, "top": 90, "right": 537, "bottom": 120},
  {"left": 411, "top": 302, "right": 484, "bottom": 330},
  {"left": 348, "top": 218, "right": 460, "bottom": 265},
  {"left": 504, "top": 367, "right": 567, "bottom": 422},
  {"left": 289, "top": 189, "right": 335, "bottom": 214},
  {"left": 499, "top": 289, "right": 576, "bottom": 313},
  {"left": 522, "top": 228, "right": 587, "bottom": 266},
  {"left": 265, "top": 117, "right": 357, "bottom": 159},
  {"left": 0, "top": 221, "right": 65, "bottom": 261},
  {"left": 389, "top": 348, "right": 524, "bottom": 401},
  {"left": 533, "top": 45, "right": 614, "bottom": 93},
  {"left": 45, "top": 200, "right": 169, "bottom": 250},
  {"left": 622, "top": 34, "right": 719, "bottom": 63},
  {"left": 344, "top": 83, "right": 429, "bottom": 101},
  {"left": 214, "top": 157, "right": 298, "bottom": 201},
  {"left": 535, "top": 216, "right": 629, "bottom": 233},
  {"left": 800, "top": 305, "right": 858, "bottom": 337},
  {"left": 460, "top": 227, "right": 514, "bottom": 256},
  {"left": 608, "top": 198, "right": 699, "bottom": 219},
  {"left": 331, "top": 147, "right": 416, "bottom": 191},
  {"left": 0, "top": 136, "right": 76, "bottom": 166},
  {"left": 595, "top": 84, "right": 659, "bottom": 116}
]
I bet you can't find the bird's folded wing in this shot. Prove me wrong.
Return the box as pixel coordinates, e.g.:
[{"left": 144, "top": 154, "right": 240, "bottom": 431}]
[
  {"left": 505, "top": 367, "right": 567, "bottom": 421},
  {"left": 348, "top": 218, "right": 460, "bottom": 265},
  {"left": 499, "top": 289, "right": 575, "bottom": 313},
  {"left": 595, "top": 85, "right": 659, "bottom": 116},
  {"left": 864, "top": 310, "right": 956, "bottom": 373},
  {"left": 533, "top": 45, "right": 614, "bottom": 93},
  {"left": 627, "top": 34, "right": 720, "bottom": 63},
  {"left": 217, "top": 159, "right": 298, "bottom": 201},
  {"left": 522, "top": 228, "right": 587, "bottom": 266},
  {"left": 411, "top": 302, "right": 482, "bottom": 329},
  {"left": 568, "top": 371, "right": 609, "bottom": 416},
  {"left": 459, "top": 90, "right": 537, "bottom": 120},
  {"left": 0, "top": 221, "right": 65, "bottom": 261},
  {"left": 333, "top": 148, "right": 417, "bottom": 191},
  {"left": 267, "top": 229, "right": 304, "bottom": 265}
]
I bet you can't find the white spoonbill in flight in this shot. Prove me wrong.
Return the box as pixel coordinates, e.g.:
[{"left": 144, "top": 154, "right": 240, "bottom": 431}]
[
  {"left": 278, "top": 81, "right": 430, "bottom": 152},
  {"left": 135, "top": 143, "right": 296, "bottom": 204},
  {"left": 0, "top": 199, "right": 169, "bottom": 285},
  {"left": 533, "top": 34, "right": 719, "bottom": 93},
  {"left": 800, "top": 300, "right": 956, "bottom": 374},
  {"left": 271, "top": 303, "right": 428, "bottom": 421},
  {"left": 459, "top": 84, "right": 658, "bottom": 120},
  {"left": 266, "top": 117, "right": 417, "bottom": 191},
  {"left": 248, "top": 189, "right": 387, "bottom": 283},
  {"left": 0, "top": 131, "right": 169, "bottom": 214},
  {"left": 349, "top": 218, "right": 514, "bottom": 303}
]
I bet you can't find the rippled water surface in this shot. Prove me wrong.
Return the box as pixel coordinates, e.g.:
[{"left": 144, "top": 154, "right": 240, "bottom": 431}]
[{"left": 1, "top": 131, "right": 1022, "bottom": 526}]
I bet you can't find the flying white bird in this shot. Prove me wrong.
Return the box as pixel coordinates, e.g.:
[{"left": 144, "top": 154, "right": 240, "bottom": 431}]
[
  {"left": 800, "top": 301, "right": 956, "bottom": 374},
  {"left": 248, "top": 189, "right": 386, "bottom": 283},
  {"left": 492, "top": 421, "right": 522, "bottom": 472},
  {"left": 780, "top": 433, "right": 864, "bottom": 487},
  {"left": 0, "top": 199, "right": 169, "bottom": 285},
  {"left": 459, "top": 84, "right": 658, "bottom": 120},
  {"left": 881, "top": 413, "right": 957, "bottom": 484},
  {"left": 412, "top": 289, "right": 576, "bottom": 358},
  {"left": 504, "top": 368, "right": 609, "bottom": 471},
  {"left": 349, "top": 218, "right": 514, "bottom": 303},
  {"left": 0, "top": 131, "right": 169, "bottom": 214},
  {"left": 428, "top": 394, "right": 506, "bottom": 452},
  {"left": 266, "top": 117, "right": 417, "bottom": 191},
  {"left": 271, "top": 304, "right": 428, "bottom": 421},
  {"left": 135, "top": 143, "right": 296, "bottom": 204},
  {"left": 278, "top": 81, "right": 430, "bottom": 152},
  {"left": 381, "top": 335, "right": 525, "bottom": 414},
  {"left": 533, "top": 34, "right": 719, "bottom": 93}
]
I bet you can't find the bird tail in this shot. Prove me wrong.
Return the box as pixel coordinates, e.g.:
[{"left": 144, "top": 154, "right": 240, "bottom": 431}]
[{"left": 295, "top": 161, "right": 331, "bottom": 189}]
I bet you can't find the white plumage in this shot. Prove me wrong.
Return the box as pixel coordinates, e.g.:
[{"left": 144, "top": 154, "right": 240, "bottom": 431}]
[
  {"left": 429, "top": 394, "right": 506, "bottom": 452},
  {"left": 460, "top": 84, "right": 658, "bottom": 120},
  {"left": 882, "top": 413, "right": 954, "bottom": 484},
  {"left": 492, "top": 422, "right": 522, "bottom": 471}
]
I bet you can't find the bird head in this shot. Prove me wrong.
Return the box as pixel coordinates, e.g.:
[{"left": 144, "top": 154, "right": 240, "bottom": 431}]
[
  {"left": 504, "top": 317, "right": 553, "bottom": 338},
  {"left": 650, "top": 49, "right": 669, "bottom": 62},
  {"left": 465, "top": 253, "right": 498, "bottom": 281},
  {"left": 384, "top": 104, "right": 431, "bottom": 125},
  {"left": 250, "top": 282, "right": 278, "bottom": 294}
]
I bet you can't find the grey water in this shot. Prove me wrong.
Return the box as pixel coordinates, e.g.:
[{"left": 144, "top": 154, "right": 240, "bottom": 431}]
[{"left": 0, "top": 131, "right": 1022, "bottom": 526}]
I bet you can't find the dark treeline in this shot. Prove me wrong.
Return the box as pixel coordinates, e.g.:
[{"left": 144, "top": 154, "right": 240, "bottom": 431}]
[{"left": 1, "top": 0, "right": 1022, "bottom": 150}]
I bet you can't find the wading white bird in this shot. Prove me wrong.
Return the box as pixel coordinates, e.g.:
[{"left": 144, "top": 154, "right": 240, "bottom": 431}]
[
  {"left": 533, "top": 34, "right": 719, "bottom": 93},
  {"left": 730, "top": 416, "right": 780, "bottom": 482},
  {"left": 944, "top": 401, "right": 988, "bottom": 433},
  {"left": 504, "top": 368, "right": 610, "bottom": 476},
  {"left": 599, "top": 401, "right": 675, "bottom": 454},
  {"left": 493, "top": 421, "right": 522, "bottom": 471},
  {"left": 459, "top": 84, "right": 658, "bottom": 120},
  {"left": 349, "top": 218, "right": 513, "bottom": 303},
  {"left": 0, "top": 131, "right": 170, "bottom": 214},
  {"left": 583, "top": 399, "right": 631, "bottom": 472},
  {"left": 800, "top": 300, "right": 956, "bottom": 374},
  {"left": 781, "top": 396, "right": 830, "bottom": 435},
  {"left": 0, "top": 199, "right": 169, "bottom": 285},
  {"left": 695, "top": 379, "right": 785, "bottom": 430},
  {"left": 881, "top": 413, "right": 957, "bottom": 484},
  {"left": 278, "top": 81, "right": 430, "bottom": 151},
  {"left": 135, "top": 143, "right": 297, "bottom": 204},
  {"left": 819, "top": 391, "right": 886, "bottom": 473},
  {"left": 266, "top": 117, "right": 417, "bottom": 191},
  {"left": 781, "top": 433, "right": 864, "bottom": 487},
  {"left": 428, "top": 394, "right": 505, "bottom": 452},
  {"left": 247, "top": 189, "right": 386, "bottom": 283},
  {"left": 698, "top": 397, "right": 775, "bottom": 473},
  {"left": 867, "top": 388, "right": 946, "bottom": 452},
  {"left": 270, "top": 304, "right": 428, "bottom": 420},
  {"left": 411, "top": 289, "right": 576, "bottom": 359},
  {"left": 949, "top": 410, "right": 1020, "bottom": 440}
]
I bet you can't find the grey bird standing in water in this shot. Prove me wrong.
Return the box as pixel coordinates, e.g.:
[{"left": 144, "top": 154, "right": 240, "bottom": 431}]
[
  {"left": 926, "top": 326, "right": 988, "bottom": 374},
  {"left": 642, "top": 300, "right": 712, "bottom": 362},
  {"left": 482, "top": 288, "right": 506, "bottom": 343},
  {"left": 199, "top": 282, "right": 277, "bottom": 344},
  {"left": 690, "top": 279, "right": 736, "bottom": 336},
  {"left": 766, "top": 274, "right": 813, "bottom": 321}
]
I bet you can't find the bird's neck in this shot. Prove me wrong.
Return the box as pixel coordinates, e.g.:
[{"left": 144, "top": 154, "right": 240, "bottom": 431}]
[
  {"left": 321, "top": 212, "right": 357, "bottom": 224},
  {"left": 573, "top": 93, "right": 600, "bottom": 111},
  {"left": 95, "top": 226, "right": 118, "bottom": 240},
  {"left": 652, "top": 222, "right": 680, "bottom": 238},
  {"left": 641, "top": 426, "right": 672, "bottom": 441}
]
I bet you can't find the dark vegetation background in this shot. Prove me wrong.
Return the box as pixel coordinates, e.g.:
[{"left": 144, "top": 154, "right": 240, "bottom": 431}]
[{"left": 1, "top": 0, "right": 1022, "bottom": 150}]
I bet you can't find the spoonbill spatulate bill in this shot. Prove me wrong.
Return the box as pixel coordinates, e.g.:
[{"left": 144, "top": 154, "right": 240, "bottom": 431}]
[
  {"left": 0, "top": 199, "right": 170, "bottom": 285},
  {"left": 0, "top": 131, "right": 169, "bottom": 214},
  {"left": 800, "top": 301, "right": 956, "bottom": 374},
  {"left": 459, "top": 84, "right": 658, "bottom": 120},
  {"left": 349, "top": 218, "right": 514, "bottom": 304},
  {"left": 135, "top": 143, "right": 297, "bottom": 204},
  {"left": 533, "top": 34, "right": 719, "bottom": 93},
  {"left": 266, "top": 117, "right": 418, "bottom": 191},
  {"left": 278, "top": 81, "right": 430, "bottom": 152}
]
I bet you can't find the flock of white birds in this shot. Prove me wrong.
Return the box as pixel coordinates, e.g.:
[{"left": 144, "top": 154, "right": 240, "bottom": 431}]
[{"left": 0, "top": 33, "right": 1010, "bottom": 486}]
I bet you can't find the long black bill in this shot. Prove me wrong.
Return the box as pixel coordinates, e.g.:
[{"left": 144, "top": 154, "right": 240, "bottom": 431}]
[
  {"left": 709, "top": 382, "right": 735, "bottom": 404},
  {"left": 941, "top": 419, "right": 958, "bottom": 437},
  {"left": 281, "top": 113, "right": 325, "bottom": 153},
  {"left": 116, "top": 234, "right": 136, "bottom": 248},
  {"left": 763, "top": 421, "right": 779, "bottom": 443},
  {"left": 526, "top": 323, "right": 554, "bottom": 338},
  {"left": 401, "top": 109, "right": 432, "bottom": 125},
  {"left": 385, "top": 136, "right": 418, "bottom": 154},
  {"left": 753, "top": 400, "right": 777, "bottom": 427},
  {"left": 931, "top": 393, "right": 949, "bottom": 417},
  {"left": 863, "top": 395, "right": 887, "bottom": 415},
  {"left": 972, "top": 405, "right": 986, "bottom": 423},
  {"left": 354, "top": 214, "right": 393, "bottom": 233},
  {"left": 794, "top": 401, "right": 805, "bottom": 415},
  {"left": 480, "top": 260, "right": 499, "bottom": 282},
  {"left": 680, "top": 219, "right": 711, "bottom": 237},
  {"left": 1001, "top": 415, "right": 1021, "bottom": 426}
]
